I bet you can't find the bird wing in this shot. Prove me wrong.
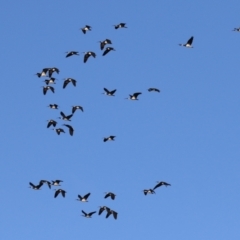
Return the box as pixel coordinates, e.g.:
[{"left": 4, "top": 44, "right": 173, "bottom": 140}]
[
  {"left": 104, "top": 193, "right": 110, "bottom": 198},
  {"left": 153, "top": 182, "right": 162, "bottom": 190},
  {"left": 112, "top": 211, "right": 118, "bottom": 219},
  {"left": 60, "top": 112, "right": 66, "bottom": 118},
  {"left": 110, "top": 89, "right": 117, "bottom": 95},
  {"left": 100, "top": 42, "right": 105, "bottom": 50},
  {"left": 66, "top": 52, "right": 71, "bottom": 58},
  {"left": 84, "top": 54, "right": 89, "bottom": 63},
  {"left": 104, "top": 88, "right": 110, "bottom": 94},
  {"left": 187, "top": 36, "right": 194, "bottom": 45},
  {"left": 64, "top": 124, "right": 74, "bottom": 136},
  {"left": 29, "top": 182, "right": 35, "bottom": 188},
  {"left": 72, "top": 80, "right": 76, "bottom": 87},
  {"left": 61, "top": 191, "right": 66, "bottom": 197},
  {"left": 50, "top": 86, "right": 54, "bottom": 93},
  {"left": 106, "top": 210, "right": 112, "bottom": 218},
  {"left": 106, "top": 39, "right": 112, "bottom": 44},
  {"left": 82, "top": 210, "right": 87, "bottom": 215},
  {"left": 111, "top": 194, "right": 115, "bottom": 200},
  {"left": 91, "top": 52, "right": 96, "bottom": 58},
  {"left": 54, "top": 190, "right": 60, "bottom": 198},
  {"left": 72, "top": 106, "right": 76, "bottom": 114},
  {"left": 133, "top": 92, "right": 142, "bottom": 98},
  {"left": 66, "top": 114, "right": 73, "bottom": 120},
  {"left": 63, "top": 80, "right": 69, "bottom": 89},
  {"left": 103, "top": 48, "right": 110, "bottom": 56},
  {"left": 103, "top": 138, "right": 107, "bottom": 142},
  {"left": 84, "top": 193, "right": 91, "bottom": 199},
  {"left": 43, "top": 87, "right": 47, "bottom": 95},
  {"left": 89, "top": 211, "right": 96, "bottom": 216},
  {"left": 82, "top": 29, "right": 86, "bottom": 34},
  {"left": 78, "top": 195, "right": 82, "bottom": 200},
  {"left": 99, "top": 207, "right": 104, "bottom": 215}
]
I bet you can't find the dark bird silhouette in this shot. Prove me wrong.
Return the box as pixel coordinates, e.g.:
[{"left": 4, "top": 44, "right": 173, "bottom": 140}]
[
  {"left": 43, "top": 86, "right": 54, "bottom": 95},
  {"left": 126, "top": 92, "right": 142, "bottom": 100},
  {"left": 106, "top": 209, "right": 118, "bottom": 219},
  {"left": 82, "top": 210, "right": 96, "bottom": 218},
  {"left": 153, "top": 181, "right": 171, "bottom": 190},
  {"left": 143, "top": 189, "right": 155, "bottom": 195},
  {"left": 29, "top": 182, "right": 43, "bottom": 190},
  {"left": 59, "top": 111, "right": 73, "bottom": 121},
  {"left": 99, "top": 39, "right": 112, "bottom": 50},
  {"left": 44, "top": 78, "right": 56, "bottom": 85},
  {"left": 63, "top": 124, "right": 74, "bottom": 136},
  {"left": 76, "top": 193, "right": 91, "bottom": 202},
  {"left": 148, "top": 88, "right": 160, "bottom": 93},
  {"left": 72, "top": 105, "right": 84, "bottom": 114},
  {"left": 48, "top": 104, "right": 58, "bottom": 109},
  {"left": 48, "top": 67, "right": 60, "bottom": 78},
  {"left": 81, "top": 25, "right": 91, "bottom": 34},
  {"left": 104, "top": 192, "right": 116, "bottom": 200},
  {"left": 233, "top": 27, "right": 240, "bottom": 32},
  {"left": 55, "top": 128, "right": 65, "bottom": 135},
  {"left": 179, "top": 36, "right": 194, "bottom": 48},
  {"left": 54, "top": 189, "right": 66, "bottom": 198},
  {"left": 103, "top": 136, "right": 115, "bottom": 142},
  {"left": 36, "top": 68, "right": 50, "bottom": 78},
  {"left": 83, "top": 51, "right": 96, "bottom": 63},
  {"left": 52, "top": 180, "right": 63, "bottom": 186},
  {"left": 66, "top": 51, "right": 79, "bottom": 58},
  {"left": 99, "top": 206, "right": 110, "bottom": 215},
  {"left": 63, "top": 78, "right": 77, "bottom": 89},
  {"left": 114, "top": 23, "right": 127, "bottom": 29},
  {"left": 103, "top": 88, "right": 116, "bottom": 96},
  {"left": 47, "top": 120, "right": 57, "bottom": 128},
  {"left": 103, "top": 47, "right": 115, "bottom": 56},
  {"left": 40, "top": 180, "right": 51, "bottom": 189}
]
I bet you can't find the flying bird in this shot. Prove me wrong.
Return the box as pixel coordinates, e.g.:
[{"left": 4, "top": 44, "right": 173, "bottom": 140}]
[
  {"left": 54, "top": 128, "right": 65, "bottom": 135},
  {"left": 83, "top": 51, "right": 96, "bottom": 63},
  {"left": 43, "top": 86, "right": 54, "bottom": 95},
  {"left": 54, "top": 189, "right": 66, "bottom": 198},
  {"left": 82, "top": 210, "right": 96, "bottom": 218},
  {"left": 143, "top": 189, "right": 155, "bottom": 195},
  {"left": 126, "top": 92, "right": 142, "bottom": 100},
  {"left": 233, "top": 27, "right": 240, "bottom": 31},
  {"left": 44, "top": 78, "right": 56, "bottom": 85},
  {"left": 153, "top": 181, "right": 171, "bottom": 190},
  {"left": 48, "top": 104, "right": 58, "bottom": 109},
  {"left": 29, "top": 182, "right": 43, "bottom": 190},
  {"left": 59, "top": 111, "right": 73, "bottom": 121},
  {"left": 36, "top": 68, "right": 50, "bottom": 78},
  {"left": 99, "top": 206, "right": 110, "bottom": 215},
  {"left": 179, "top": 36, "right": 194, "bottom": 48},
  {"left": 72, "top": 105, "right": 84, "bottom": 114},
  {"left": 99, "top": 39, "right": 112, "bottom": 50},
  {"left": 76, "top": 193, "right": 91, "bottom": 202},
  {"left": 104, "top": 192, "right": 116, "bottom": 200},
  {"left": 48, "top": 67, "right": 60, "bottom": 77},
  {"left": 148, "top": 88, "right": 160, "bottom": 93},
  {"left": 103, "top": 136, "right": 115, "bottom": 142},
  {"left": 106, "top": 209, "right": 118, "bottom": 219},
  {"left": 114, "top": 23, "right": 127, "bottom": 29},
  {"left": 40, "top": 180, "right": 51, "bottom": 189},
  {"left": 81, "top": 25, "right": 91, "bottom": 34},
  {"left": 47, "top": 120, "right": 57, "bottom": 128},
  {"left": 52, "top": 180, "right": 63, "bottom": 186},
  {"left": 66, "top": 51, "right": 79, "bottom": 58},
  {"left": 102, "top": 47, "right": 115, "bottom": 56},
  {"left": 63, "top": 78, "right": 77, "bottom": 89},
  {"left": 103, "top": 88, "right": 116, "bottom": 96},
  {"left": 63, "top": 124, "right": 74, "bottom": 136}
]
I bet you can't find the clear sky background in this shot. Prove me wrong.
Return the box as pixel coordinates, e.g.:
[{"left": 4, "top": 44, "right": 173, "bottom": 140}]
[{"left": 0, "top": 0, "right": 240, "bottom": 239}]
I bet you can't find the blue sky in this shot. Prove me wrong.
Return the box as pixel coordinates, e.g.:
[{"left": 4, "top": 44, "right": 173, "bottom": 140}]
[{"left": 1, "top": 0, "right": 240, "bottom": 239}]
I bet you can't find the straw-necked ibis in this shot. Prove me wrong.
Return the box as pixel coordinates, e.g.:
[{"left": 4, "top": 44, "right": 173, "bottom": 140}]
[
  {"left": 43, "top": 86, "right": 54, "bottom": 95},
  {"left": 72, "top": 105, "right": 84, "bottom": 114},
  {"left": 114, "top": 23, "right": 127, "bottom": 29},
  {"left": 179, "top": 36, "right": 194, "bottom": 48},
  {"left": 153, "top": 181, "right": 171, "bottom": 190},
  {"left": 29, "top": 182, "right": 43, "bottom": 190},
  {"left": 104, "top": 192, "right": 116, "bottom": 200},
  {"left": 47, "top": 120, "right": 57, "bottom": 128},
  {"left": 63, "top": 78, "right": 77, "bottom": 89},
  {"left": 83, "top": 51, "right": 96, "bottom": 63},
  {"left": 77, "top": 193, "right": 91, "bottom": 202},
  {"left": 82, "top": 210, "right": 96, "bottom": 218},
  {"left": 54, "top": 189, "right": 66, "bottom": 198},
  {"left": 103, "top": 47, "right": 115, "bottom": 56},
  {"left": 103, "top": 136, "right": 115, "bottom": 142},
  {"left": 59, "top": 111, "right": 73, "bottom": 121},
  {"left": 81, "top": 25, "right": 91, "bottom": 34},
  {"left": 99, "top": 39, "right": 112, "bottom": 50},
  {"left": 148, "top": 88, "right": 160, "bottom": 93},
  {"left": 66, "top": 51, "right": 79, "bottom": 58},
  {"left": 126, "top": 92, "right": 142, "bottom": 100},
  {"left": 63, "top": 124, "right": 74, "bottom": 136},
  {"left": 103, "top": 88, "right": 116, "bottom": 96}
]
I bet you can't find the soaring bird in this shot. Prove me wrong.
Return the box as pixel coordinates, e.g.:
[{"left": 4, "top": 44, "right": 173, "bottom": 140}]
[
  {"left": 83, "top": 51, "right": 96, "bottom": 63},
  {"left": 103, "top": 88, "right": 116, "bottom": 96},
  {"left": 66, "top": 51, "right": 79, "bottom": 58},
  {"left": 104, "top": 192, "right": 116, "bottom": 200},
  {"left": 103, "top": 136, "right": 115, "bottom": 142},
  {"left": 44, "top": 78, "right": 56, "bottom": 85},
  {"left": 99, "top": 39, "right": 112, "bottom": 50},
  {"left": 143, "top": 189, "right": 155, "bottom": 195},
  {"left": 54, "top": 189, "right": 66, "bottom": 198},
  {"left": 76, "top": 193, "right": 91, "bottom": 202},
  {"left": 148, "top": 88, "right": 160, "bottom": 93},
  {"left": 126, "top": 92, "right": 142, "bottom": 100},
  {"left": 63, "top": 124, "right": 74, "bottom": 136},
  {"left": 63, "top": 78, "right": 77, "bottom": 89},
  {"left": 179, "top": 36, "right": 194, "bottom": 48},
  {"left": 82, "top": 210, "right": 96, "bottom": 218},
  {"left": 48, "top": 67, "right": 60, "bottom": 77},
  {"left": 59, "top": 111, "right": 73, "bottom": 121},
  {"left": 47, "top": 120, "right": 57, "bottom": 128},
  {"left": 40, "top": 180, "right": 51, "bottom": 189},
  {"left": 52, "top": 180, "right": 63, "bottom": 186},
  {"left": 153, "top": 181, "right": 171, "bottom": 190},
  {"left": 114, "top": 23, "right": 127, "bottom": 29},
  {"left": 99, "top": 206, "right": 110, "bottom": 215},
  {"left": 43, "top": 86, "right": 54, "bottom": 95},
  {"left": 55, "top": 128, "right": 65, "bottom": 135},
  {"left": 106, "top": 209, "right": 118, "bottom": 219},
  {"left": 102, "top": 47, "right": 115, "bottom": 56},
  {"left": 29, "top": 182, "right": 43, "bottom": 190},
  {"left": 72, "top": 105, "right": 84, "bottom": 114},
  {"left": 48, "top": 104, "right": 58, "bottom": 109},
  {"left": 81, "top": 25, "right": 91, "bottom": 34}
]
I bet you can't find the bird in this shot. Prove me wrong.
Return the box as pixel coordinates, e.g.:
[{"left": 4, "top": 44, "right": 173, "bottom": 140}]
[
  {"left": 126, "top": 92, "right": 142, "bottom": 100},
  {"left": 76, "top": 193, "right": 91, "bottom": 202},
  {"left": 29, "top": 182, "right": 43, "bottom": 190},
  {"left": 44, "top": 78, "right": 56, "bottom": 85},
  {"left": 54, "top": 128, "right": 65, "bottom": 135},
  {"left": 106, "top": 209, "right": 118, "bottom": 219},
  {"left": 43, "top": 86, "right": 54, "bottom": 95},
  {"left": 54, "top": 189, "right": 66, "bottom": 198},
  {"left": 59, "top": 111, "right": 73, "bottom": 121},
  {"left": 103, "top": 136, "right": 115, "bottom": 142},
  {"left": 99, "top": 39, "right": 112, "bottom": 50},
  {"left": 148, "top": 88, "right": 160, "bottom": 93},
  {"left": 83, "top": 51, "right": 96, "bottom": 63},
  {"left": 81, "top": 25, "right": 91, "bottom": 34},
  {"left": 153, "top": 181, "right": 171, "bottom": 190},
  {"left": 103, "top": 88, "right": 116, "bottom": 96},
  {"left": 179, "top": 36, "right": 194, "bottom": 48},
  {"left": 48, "top": 104, "right": 58, "bottom": 109},
  {"left": 102, "top": 47, "right": 115, "bottom": 56},
  {"left": 98, "top": 206, "right": 110, "bottom": 215},
  {"left": 66, "top": 51, "right": 79, "bottom": 58},
  {"left": 143, "top": 189, "right": 155, "bottom": 195},
  {"left": 63, "top": 124, "right": 74, "bottom": 136},
  {"left": 104, "top": 192, "right": 116, "bottom": 200},
  {"left": 82, "top": 210, "right": 96, "bottom": 218},
  {"left": 233, "top": 27, "right": 240, "bottom": 31},
  {"left": 72, "top": 105, "right": 84, "bottom": 114},
  {"left": 36, "top": 68, "right": 50, "bottom": 78},
  {"left": 52, "top": 180, "right": 63, "bottom": 186},
  {"left": 114, "top": 23, "right": 127, "bottom": 29},
  {"left": 47, "top": 120, "right": 57, "bottom": 128},
  {"left": 63, "top": 78, "right": 77, "bottom": 89},
  {"left": 40, "top": 180, "right": 51, "bottom": 189},
  {"left": 48, "top": 67, "right": 60, "bottom": 77}
]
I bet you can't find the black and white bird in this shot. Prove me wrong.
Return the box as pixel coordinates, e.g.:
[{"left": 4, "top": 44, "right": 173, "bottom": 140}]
[
  {"left": 48, "top": 67, "right": 60, "bottom": 78},
  {"left": 103, "top": 47, "right": 115, "bottom": 56},
  {"left": 233, "top": 27, "right": 240, "bottom": 32},
  {"left": 72, "top": 105, "right": 84, "bottom": 114},
  {"left": 47, "top": 120, "right": 57, "bottom": 128},
  {"left": 43, "top": 86, "right": 54, "bottom": 95},
  {"left": 82, "top": 210, "right": 96, "bottom": 218},
  {"left": 29, "top": 182, "right": 43, "bottom": 190},
  {"left": 48, "top": 104, "right": 58, "bottom": 109},
  {"left": 103, "top": 136, "right": 115, "bottom": 142},
  {"left": 40, "top": 180, "right": 51, "bottom": 189},
  {"left": 36, "top": 68, "right": 50, "bottom": 78},
  {"left": 66, "top": 51, "right": 79, "bottom": 58},
  {"left": 99, "top": 206, "right": 110, "bottom": 215},
  {"left": 52, "top": 180, "right": 63, "bottom": 186},
  {"left": 103, "top": 88, "right": 116, "bottom": 96},
  {"left": 63, "top": 78, "right": 77, "bottom": 89},
  {"left": 83, "top": 51, "right": 96, "bottom": 63},
  {"left": 63, "top": 124, "right": 74, "bottom": 136},
  {"left": 143, "top": 189, "right": 155, "bottom": 195},
  {"left": 126, "top": 92, "right": 142, "bottom": 100},
  {"left": 81, "top": 25, "right": 91, "bottom": 34},
  {"left": 106, "top": 209, "right": 118, "bottom": 220},
  {"left": 114, "top": 23, "right": 127, "bottom": 29},
  {"left": 179, "top": 36, "right": 194, "bottom": 48},
  {"left": 54, "top": 128, "right": 65, "bottom": 135},
  {"left": 44, "top": 78, "right": 56, "bottom": 85},
  {"left": 148, "top": 88, "right": 160, "bottom": 93},
  {"left": 59, "top": 111, "right": 73, "bottom": 121},
  {"left": 104, "top": 192, "right": 116, "bottom": 200},
  {"left": 99, "top": 39, "right": 112, "bottom": 50},
  {"left": 153, "top": 181, "right": 171, "bottom": 190},
  {"left": 76, "top": 193, "right": 91, "bottom": 202},
  {"left": 54, "top": 189, "right": 66, "bottom": 198}
]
